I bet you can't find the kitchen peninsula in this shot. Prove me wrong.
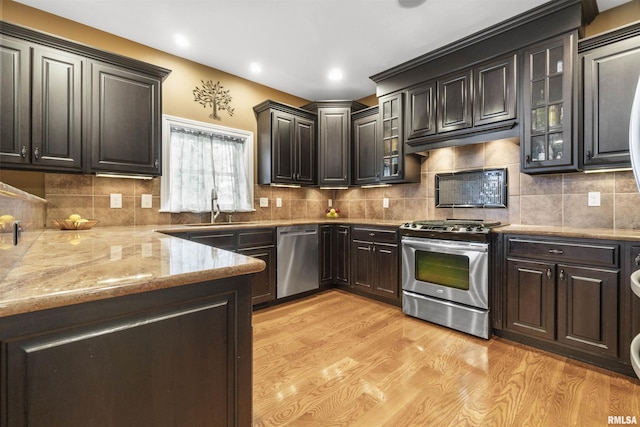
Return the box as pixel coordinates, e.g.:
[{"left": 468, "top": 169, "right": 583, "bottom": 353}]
[{"left": 0, "top": 226, "right": 264, "bottom": 426}]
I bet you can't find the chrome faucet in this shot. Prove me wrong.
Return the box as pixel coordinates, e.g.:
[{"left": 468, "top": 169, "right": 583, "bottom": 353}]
[{"left": 211, "top": 188, "right": 221, "bottom": 223}]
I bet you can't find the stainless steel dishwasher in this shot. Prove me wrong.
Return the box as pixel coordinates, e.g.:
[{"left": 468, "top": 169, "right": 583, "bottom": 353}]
[{"left": 276, "top": 225, "right": 319, "bottom": 298}]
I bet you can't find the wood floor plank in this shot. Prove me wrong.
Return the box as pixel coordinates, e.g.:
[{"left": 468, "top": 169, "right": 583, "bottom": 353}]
[{"left": 252, "top": 290, "right": 640, "bottom": 426}]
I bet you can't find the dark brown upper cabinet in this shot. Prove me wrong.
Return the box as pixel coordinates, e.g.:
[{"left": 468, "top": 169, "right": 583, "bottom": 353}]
[
  {"left": 437, "top": 70, "right": 473, "bottom": 134},
  {"left": 352, "top": 106, "right": 381, "bottom": 186},
  {"left": 580, "top": 22, "right": 640, "bottom": 171},
  {"left": 474, "top": 54, "right": 517, "bottom": 127},
  {"left": 404, "top": 54, "right": 517, "bottom": 150},
  {"left": 89, "top": 61, "right": 163, "bottom": 176},
  {"left": 0, "top": 22, "right": 170, "bottom": 176},
  {"left": 0, "top": 35, "right": 83, "bottom": 171},
  {"left": 379, "top": 93, "right": 420, "bottom": 183},
  {"left": 254, "top": 100, "right": 317, "bottom": 186},
  {"left": 303, "top": 101, "right": 367, "bottom": 188},
  {"left": 405, "top": 82, "right": 436, "bottom": 140},
  {"left": 521, "top": 32, "right": 578, "bottom": 174}
]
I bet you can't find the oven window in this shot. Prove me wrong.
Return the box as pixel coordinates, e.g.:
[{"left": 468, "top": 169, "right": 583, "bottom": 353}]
[{"left": 415, "top": 250, "right": 469, "bottom": 290}]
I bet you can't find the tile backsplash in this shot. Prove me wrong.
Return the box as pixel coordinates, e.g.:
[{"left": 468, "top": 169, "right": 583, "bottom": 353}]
[{"left": 26, "top": 138, "right": 640, "bottom": 230}]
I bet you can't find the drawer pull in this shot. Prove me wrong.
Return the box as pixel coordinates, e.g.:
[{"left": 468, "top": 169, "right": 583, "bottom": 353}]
[
  {"left": 559, "top": 269, "right": 565, "bottom": 281},
  {"left": 547, "top": 268, "right": 552, "bottom": 279},
  {"left": 369, "top": 233, "right": 375, "bottom": 237},
  {"left": 548, "top": 249, "right": 564, "bottom": 255}
]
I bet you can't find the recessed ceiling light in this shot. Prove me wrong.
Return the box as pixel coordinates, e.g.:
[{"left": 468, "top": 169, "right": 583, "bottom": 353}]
[
  {"left": 250, "top": 62, "right": 262, "bottom": 74},
  {"left": 328, "top": 68, "right": 343, "bottom": 81},
  {"left": 397, "top": 0, "right": 427, "bottom": 9},
  {"left": 174, "top": 34, "right": 189, "bottom": 48}
]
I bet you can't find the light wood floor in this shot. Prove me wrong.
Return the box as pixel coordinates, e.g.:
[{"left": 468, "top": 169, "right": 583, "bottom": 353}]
[{"left": 252, "top": 290, "right": 640, "bottom": 427}]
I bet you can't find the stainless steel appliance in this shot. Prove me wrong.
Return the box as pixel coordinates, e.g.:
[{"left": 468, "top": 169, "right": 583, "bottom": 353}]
[
  {"left": 276, "top": 225, "right": 319, "bottom": 299},
  {"left": 400, "top": 219, "right": 502, "bottom": 339}
]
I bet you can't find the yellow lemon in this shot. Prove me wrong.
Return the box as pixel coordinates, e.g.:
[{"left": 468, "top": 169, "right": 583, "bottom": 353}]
[
  {"left": 0, "top": 214, "right": 15, "bottom": 224},
  {"left": 68, "top": 214, "right": 82, "bottom": 222}
]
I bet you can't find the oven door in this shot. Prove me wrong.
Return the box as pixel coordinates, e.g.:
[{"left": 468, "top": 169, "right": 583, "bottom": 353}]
[{"left": 402, "top": 236, "right": 489, "bottom": 309}]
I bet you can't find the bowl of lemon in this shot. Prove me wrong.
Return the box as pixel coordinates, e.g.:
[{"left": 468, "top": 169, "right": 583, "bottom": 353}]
[{"left": 52, "top": 214, "right": 99, "bottom": 230}]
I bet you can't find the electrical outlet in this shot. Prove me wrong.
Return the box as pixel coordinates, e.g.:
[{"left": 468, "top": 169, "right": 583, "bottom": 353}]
[
  {"left": 259, "top": 197, "right": 269, "bottom": 208},
  {"left": 383, "top": 197, "right": 389, "bottom": 209},
  {"left": 328, "top": 199, "right": 333, "bottom": 207},
  {"left": 110, "top": 193, "right": 122, "bottom": 209},
  {"left": 276, "top": 197, "right": 282, "bottom": 208},
  {"left": 588, "top": 191, "right": 601, "bottom": 207},
  {"left": 141, "top": 194, "right": 152, "bottom": 209}
]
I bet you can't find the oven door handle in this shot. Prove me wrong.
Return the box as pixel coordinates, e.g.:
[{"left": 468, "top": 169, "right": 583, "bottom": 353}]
[{"left": 401, "top": 236, "right": 488, "bottom": 253}]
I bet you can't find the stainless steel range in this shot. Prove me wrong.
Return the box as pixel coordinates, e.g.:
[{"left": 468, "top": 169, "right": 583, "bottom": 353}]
[{"left": 400, "top": 219, "right": 503, "bottom": 339}]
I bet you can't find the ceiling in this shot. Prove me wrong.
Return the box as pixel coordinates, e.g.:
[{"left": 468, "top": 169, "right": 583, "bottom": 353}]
[{"left": 15, "top": 0, "right": 631, "bottom": 101}]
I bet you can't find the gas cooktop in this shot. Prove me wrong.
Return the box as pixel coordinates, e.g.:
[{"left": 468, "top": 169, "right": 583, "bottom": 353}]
[{"left": 400, "top": 219, "right": 504, "bottom": 241}]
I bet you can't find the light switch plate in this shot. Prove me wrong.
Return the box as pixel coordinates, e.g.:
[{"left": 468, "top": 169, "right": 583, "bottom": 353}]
[
  {"left": 141, "top": 194, "right": 153, "bottom": 209},
  {"left": 383, "top": 197, "right": 389, "bottom": 209},
  {"left": 588, "top": 191, "right": 601, "bottom": 207},
  {"left": 276, "top": 197, "right": 282, "bottom": 208},
  {"left": 259, "top": 197, "right": 269, "bottom": 207},
  {"left": 110, "top": 193, "right": 122, "bottom": 209}
]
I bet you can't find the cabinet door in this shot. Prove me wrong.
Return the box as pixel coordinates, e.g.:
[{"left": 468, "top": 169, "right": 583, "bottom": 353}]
[
  {"left": 319, "top": 225, "right": 334, "bottom": 285},
  {"left": 352, "top": 111, "right": 380, "bottom": 185},
  {"left": 374, "top": 243, "right": 399, "bottom": 299},
  {"left": 557, "top": 265, "right": 618, "bottom": 357},
  {"left": 295, "top": 117, "right": 316, "bottom": 184},
  {"left": 351, "top": 240, "right": 374, "bottom": 292},
  {"left": 437, "top": 70, "right": 473, "bottom": 133},
  {"left": 32, "top": 46, "right": 83, "bottom": 170},
  {"left": 90, "top": 61, "right": 161, "bottom": 175},
  {"left": 318, "top": 108, "right": 349, "bottom": 186},
  {"left": 335, "top": 226, "right": 350, "bottom": 285},
  {"left": 239, "top": 246, "right": 276, "bottom": 305},
  {"left": 379, "top": 93, "right": 403, "bottom": 181},
  {"left": 0, "top": 36, "right": 30, "bottom": 165},
  {"left": 272, "top": 111, "right": 296, "bottom": 183},
  {"left": 582, "top": 38, "right": 640, "bottom": 169},
  {"left": 406, "top": 82, "right": 436, "bottom": 140},
  {"left": 506, "top": 259, "right": 556, "bottom": 340},
  {"left": 474, "top": 54, "right": 517, "bottom": 126},
  {"left": 522, "top": 32, "right": 577, "bottom": 173}
]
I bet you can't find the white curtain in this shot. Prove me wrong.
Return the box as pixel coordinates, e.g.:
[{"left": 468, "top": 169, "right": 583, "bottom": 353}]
[{"left": 166, "top": 126, "right": 252, "bottom": 213}]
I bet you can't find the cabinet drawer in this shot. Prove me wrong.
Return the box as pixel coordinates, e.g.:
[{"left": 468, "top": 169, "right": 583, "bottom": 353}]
[
  {"left": 189, "top": 232, "right": 237, "bottom": 250},
  {"left": 352, "top": 227, "right": 398, "bottom": 244},
  {"left": 238, "top": 228, "right": 275, "bottom": 249},
  {"left": 507, "top": 238, "right": 618, "bottom": 268}
]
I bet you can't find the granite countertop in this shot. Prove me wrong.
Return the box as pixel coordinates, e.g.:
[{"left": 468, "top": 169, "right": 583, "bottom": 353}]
[
  {"left": 156, "top": 218, "right": 404, "bottom": 233},
  {"left": 0, "top": 226, "right": 265, "bottom": 318},
  {"left": 495, "top": 224, "right": 640, "bottom": 242}
]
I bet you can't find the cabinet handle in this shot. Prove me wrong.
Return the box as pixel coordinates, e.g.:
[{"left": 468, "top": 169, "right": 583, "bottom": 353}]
[
  {"left": 586, "top": 150, "right": 593, "bottom": 160},
  {"left": 548, "top": 249, "right": 564, "bottom": 255},
  {"left": 635, "top": 254, "right": 640, "bottom": 266},
  {"left": 369, "top": 232, "right": 375, "bottom": 237},
  {"left": 372, "top": 246, "right": 376, "bottom": 253},
  {"left": 339, "top": 230, "right": 348, "bottom": 235},
  {"left": 559, "top": 269, "right": 565, "bottom": 281},
  {"left": 21, "top": 146, "right": 27, "bottom": 158},
  {"left": 526, "top": 155, "right": 531, "bottom": 163},
  {"left": 33, "top": 147, "right": 40, "bottom": 160},
  {"left": 547, "top": 268, "right": 552, "bottom": 279},
  {"left": 154, "top": 159, "right": 159, "bottom": 169}
]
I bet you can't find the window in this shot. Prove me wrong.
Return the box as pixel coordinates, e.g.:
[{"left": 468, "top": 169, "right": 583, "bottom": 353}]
[{"left": 160, "top": 115, "right": 254, "bottom": 213}]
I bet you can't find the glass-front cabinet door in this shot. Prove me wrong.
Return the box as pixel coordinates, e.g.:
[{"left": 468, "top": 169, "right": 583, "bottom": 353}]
[
  {"left": 522, "top": 32, "right": 579, "bottom": 173},
  {"left": 380, "top": 93, "right": 403, "bottom": 180}
]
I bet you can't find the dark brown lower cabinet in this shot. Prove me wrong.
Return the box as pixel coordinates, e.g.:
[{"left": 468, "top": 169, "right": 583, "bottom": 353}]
[
  {"left": 350, "top": 226, "right": 400, "bottom": 305},
  {"left": 320, "top": 225, "right": 334, "bottom": 286},
  {"left": 500, "top": 234, "right": 632, "bottom": 376},
  {"left": 0, "top": 277, "right": 253, "bottom": 427},
  {"left": 334, "top": 225, "right": 351, "bottom": 286},
  {"left": 177, "top": 227, "right": 277, "bottom": 306}
]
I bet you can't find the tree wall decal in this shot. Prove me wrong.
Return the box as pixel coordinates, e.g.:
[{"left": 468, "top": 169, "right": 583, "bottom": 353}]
[{"left": 193, "top": 80, "right": 235, "bottom": 121}]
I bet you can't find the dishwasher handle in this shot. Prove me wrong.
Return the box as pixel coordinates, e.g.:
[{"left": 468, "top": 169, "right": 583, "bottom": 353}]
[{"left": 278, "top": 229, "right": 318, "bottom": 236}]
